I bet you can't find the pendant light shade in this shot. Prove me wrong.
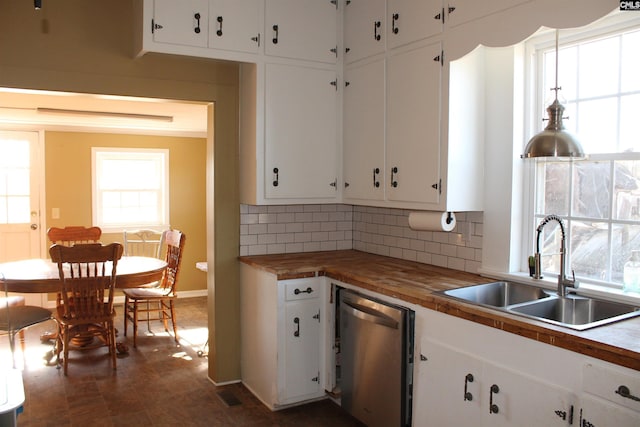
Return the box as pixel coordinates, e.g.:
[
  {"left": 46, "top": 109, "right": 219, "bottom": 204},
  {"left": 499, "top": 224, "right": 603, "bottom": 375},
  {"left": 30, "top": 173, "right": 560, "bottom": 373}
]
[{"left": 522, "top": 30, "right": 586, "bottom": 160}]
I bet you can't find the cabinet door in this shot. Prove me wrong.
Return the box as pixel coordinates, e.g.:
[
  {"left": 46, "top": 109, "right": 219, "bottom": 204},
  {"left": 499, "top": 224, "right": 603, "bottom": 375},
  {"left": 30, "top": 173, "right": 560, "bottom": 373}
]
[
  {"left": 446, "top": 0, "right": 530, "bottom": 28},
  {"left": 416, "top": 339, "right": 482, "bottom": 426},
  {"left": 386, "top": 42, "right": 441, "bottom": 204},
  {"left": 387, "top": 0, "right": 442, "bottom": 50},
  {"left": 343, "top": 0, "right": 386, "bottom": 64},
  {"left": 343, "top": 59, "right": 385, "bottom": 202},
  {"left": 579, "top": 395, "right": 640, "bottom": 427},
  {"left": 482, "top": 362, "right": 577, "bottom": 427},
  {"left": 265, "top": 0, "right": 337, "bottom": 63},
  {"left": 281, "top": 298, "right": 322, "bottom": 402},
  {"left": 152, "top": 0, "right": 209, "bottom": 47},
  {"left": 265, "top": 63, "right": 338, "bottom": 200},
  {"left": 208, "top": 0, "right": 261, "bottom": 53}
]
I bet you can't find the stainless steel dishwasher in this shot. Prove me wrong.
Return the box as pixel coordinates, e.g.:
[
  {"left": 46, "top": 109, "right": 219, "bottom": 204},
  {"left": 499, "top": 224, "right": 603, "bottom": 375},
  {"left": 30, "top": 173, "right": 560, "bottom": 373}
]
[{"left": 339, "top": 289, "right": 414, "bottom": 427}]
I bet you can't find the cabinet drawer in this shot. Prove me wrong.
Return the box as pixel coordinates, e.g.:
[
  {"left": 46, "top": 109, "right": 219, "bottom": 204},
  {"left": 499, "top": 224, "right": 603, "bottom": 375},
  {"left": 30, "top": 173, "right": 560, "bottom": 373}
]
[
  {"left": 283, "top": 279, "right": 320, "bottom": 301},
  {"left": 583, "top": 363, "right": 640, "bottom": 413}
]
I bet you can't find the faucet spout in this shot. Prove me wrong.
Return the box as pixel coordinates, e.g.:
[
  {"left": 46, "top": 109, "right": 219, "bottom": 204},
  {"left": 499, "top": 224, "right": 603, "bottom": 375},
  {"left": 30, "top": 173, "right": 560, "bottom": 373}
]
[{"left": 534, "top": 215, "right": 579, "bottom": 297}]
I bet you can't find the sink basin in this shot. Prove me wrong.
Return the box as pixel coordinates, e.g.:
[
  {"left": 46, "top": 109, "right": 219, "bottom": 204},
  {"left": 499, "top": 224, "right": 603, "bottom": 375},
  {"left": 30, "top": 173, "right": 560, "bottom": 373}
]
[
  {"left": 440, "top": 281, "right": 552, "bottom": 307},
  {"left": 438, "top": 281, "right": 640, "bottom": 330},
  {"left": 510, "top": 296, "right": 640, "bottom": 330}
]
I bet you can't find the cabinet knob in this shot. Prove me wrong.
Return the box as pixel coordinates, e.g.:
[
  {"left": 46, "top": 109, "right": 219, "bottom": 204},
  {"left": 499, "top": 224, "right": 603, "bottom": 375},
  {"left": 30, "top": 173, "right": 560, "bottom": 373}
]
[
  {"left": 489, "top": 384, "right": 500, "bottom": 414},
  {"left": 615, "top": 385, "right": 640, "bottom": 401},
  {"left": 216, "top": 16, "right": 223, "bottom": 37},
  {"left": 391, "top": 166, "right": 398, "bottom": 188},
  {"left": 392, "top": 13, "right": 399, "bottom": 34},
  {"left": 464, "top": 373, "right": 474, "bottom": 402},
  {"left": 194, "top": 13, "right": 201, "bottom": 34}
]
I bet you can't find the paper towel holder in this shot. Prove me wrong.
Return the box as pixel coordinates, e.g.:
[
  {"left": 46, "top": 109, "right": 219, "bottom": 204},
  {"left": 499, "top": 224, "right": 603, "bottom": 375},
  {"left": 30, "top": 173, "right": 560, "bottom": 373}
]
[{"left": 445, "top": 212, "right": 454, "bottom": 225}]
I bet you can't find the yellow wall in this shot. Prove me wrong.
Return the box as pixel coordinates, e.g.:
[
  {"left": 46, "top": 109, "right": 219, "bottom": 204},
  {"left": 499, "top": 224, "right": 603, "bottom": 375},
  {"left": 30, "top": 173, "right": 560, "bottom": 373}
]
[
  {"left": 0, "top": 0, "right": 240, "bottom": 382},
  {"left": 44, "top": 131, "right": 207, "bottom": 293}
]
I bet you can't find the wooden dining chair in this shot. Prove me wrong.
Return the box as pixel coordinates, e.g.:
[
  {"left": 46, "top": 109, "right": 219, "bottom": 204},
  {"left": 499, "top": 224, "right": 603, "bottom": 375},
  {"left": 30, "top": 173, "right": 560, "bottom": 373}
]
[
  {"left": 123, "top": 229, "right": 166, "bottom": 259},
  {"left": 46, "top": 226, "right": 103, "bottom": 310},
  {"left": 0, "top": 273, "right": 55, "bottom": 369},
  {"left": 49, "top": 243, "right": 123, "bottom": 375},
  {"left": 47, "top": 226, "right": 102, "bottom": 246},
  {"left": 123, "top": 230, "right": 185, "bottom": 348}
]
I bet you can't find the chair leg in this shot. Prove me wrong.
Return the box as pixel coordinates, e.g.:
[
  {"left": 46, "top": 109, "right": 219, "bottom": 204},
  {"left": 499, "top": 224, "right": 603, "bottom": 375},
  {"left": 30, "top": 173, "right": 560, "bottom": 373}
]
[
  {"left": 109, "top": 320, "right": 117, "bottom": 370},
  {"left": 19, "top": 330, "right": 26, "bottom": 355},
  {"left": 8, "top": 331, "right": 17, "bottom": 369},
  {"left": 169, "top": 300, "right": 178, "bottom": 343},
  {"left": 132, "top": 300, "right": 139, "bottom": 348},
  {"left": 63, "top": 325, "right": 70, "bottom": 376},
  {"left": 123, "top": 296, "right": 129, "bottom": 337}
]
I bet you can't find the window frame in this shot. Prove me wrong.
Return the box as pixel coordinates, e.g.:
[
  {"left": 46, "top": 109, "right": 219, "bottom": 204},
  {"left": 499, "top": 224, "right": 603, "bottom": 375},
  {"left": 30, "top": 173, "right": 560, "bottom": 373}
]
[
  {"left": 522, "top": 14, "right": 640, "bottom": 295},
  {"left": 92, "top": 147, "right": 170, "bottom": 233}
]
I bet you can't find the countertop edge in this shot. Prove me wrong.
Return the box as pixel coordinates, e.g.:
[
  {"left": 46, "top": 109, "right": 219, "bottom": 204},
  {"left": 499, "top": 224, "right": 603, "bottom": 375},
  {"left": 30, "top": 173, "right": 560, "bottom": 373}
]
[{"left": 239, "top": 252, "right": 640, "bottom": 372}]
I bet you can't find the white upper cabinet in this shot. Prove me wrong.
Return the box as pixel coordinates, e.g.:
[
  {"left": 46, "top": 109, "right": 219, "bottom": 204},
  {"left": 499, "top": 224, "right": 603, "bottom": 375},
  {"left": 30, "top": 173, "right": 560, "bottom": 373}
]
[
  {"left": 386, "top": 0, "right": 443, "bottom": 50},
  {"left": 208, "top": 0, "right": 261, "bottom": 53},
  {"left": 151, "top": 0, "right": 210, "bottom": 48},
  {"left": 445, "top": 0, "right": 531, "bottom": 29},
  {"left": 386, "top": 42, "right": 442, "bottom": 205},
  {"left": 264, "top": 63, "right": 338, "bottom": 200},
  {"left": 343, "top": 0, "right": 386, "bottom": 64},
  {"left": 138, "top": 0, "right": 261, "bottom": 60},
  {"left": 265, "top": 0, "right": 338, "bottom": 64},
  {"left": 343, "top": 58, "right": 386, "bottom": 202}
]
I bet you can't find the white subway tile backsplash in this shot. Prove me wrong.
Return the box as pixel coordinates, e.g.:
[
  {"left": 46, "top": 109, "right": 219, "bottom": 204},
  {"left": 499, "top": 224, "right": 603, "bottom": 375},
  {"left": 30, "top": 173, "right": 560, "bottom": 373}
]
[{"left": 240, "top": 204, "right": 484, "bottom": 274}]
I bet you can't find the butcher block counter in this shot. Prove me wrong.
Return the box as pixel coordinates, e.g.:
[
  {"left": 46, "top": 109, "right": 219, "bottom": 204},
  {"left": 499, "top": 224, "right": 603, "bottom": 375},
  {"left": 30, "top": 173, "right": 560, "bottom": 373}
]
[{"left": 239, "top": 249, "right": 640, "bottom": 371}]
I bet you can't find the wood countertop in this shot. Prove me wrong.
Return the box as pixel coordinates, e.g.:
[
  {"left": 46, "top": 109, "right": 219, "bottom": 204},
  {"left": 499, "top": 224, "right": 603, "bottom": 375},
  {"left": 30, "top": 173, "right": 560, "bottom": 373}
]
[{"left": 239, "top": 249, "right": 640, "bottom": 371}]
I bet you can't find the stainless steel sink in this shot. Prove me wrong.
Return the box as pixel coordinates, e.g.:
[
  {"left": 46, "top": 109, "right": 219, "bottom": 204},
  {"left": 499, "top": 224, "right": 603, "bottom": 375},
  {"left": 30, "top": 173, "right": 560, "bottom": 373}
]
[
  {"left": 440, "top": 281, "right": 552, "bottom": 308},
  {"left": 437, "top": 281, "right": 640, "bottom": 330},
  {"left": 510, "top": 296, "right": 640, "bottom": 330}
]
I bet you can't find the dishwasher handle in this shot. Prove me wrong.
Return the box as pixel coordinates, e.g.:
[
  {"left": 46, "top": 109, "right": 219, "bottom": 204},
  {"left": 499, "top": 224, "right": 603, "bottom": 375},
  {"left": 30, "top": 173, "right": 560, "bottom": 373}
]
[{"left": 342, "top": 300, "right": 399, "bottom": 329}]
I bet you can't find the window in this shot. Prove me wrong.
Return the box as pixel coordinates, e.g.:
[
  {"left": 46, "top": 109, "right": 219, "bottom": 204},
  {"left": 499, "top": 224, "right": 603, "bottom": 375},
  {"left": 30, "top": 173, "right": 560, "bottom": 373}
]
[
  {"left": 0, "top": 137, "right": 30, "bottom": 224},
  {"left": 92, "top": 148, "right": 169, "bottom": 232},
  {"left": 528, "top": 17, "right": 640, "bottom": 291}
]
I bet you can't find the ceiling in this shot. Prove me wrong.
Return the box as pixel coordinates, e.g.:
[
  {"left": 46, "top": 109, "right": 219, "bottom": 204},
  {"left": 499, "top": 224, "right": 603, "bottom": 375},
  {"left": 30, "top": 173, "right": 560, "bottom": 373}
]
[{"left": 0, "top": 88, "right": 209, "bottom": 138}]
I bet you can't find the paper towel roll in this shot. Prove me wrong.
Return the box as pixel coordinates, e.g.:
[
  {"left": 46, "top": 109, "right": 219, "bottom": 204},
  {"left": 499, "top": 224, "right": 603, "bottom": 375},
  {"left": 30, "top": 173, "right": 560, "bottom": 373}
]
[{"left": 408, "top": 211, "right": 456, "bottom": 232}]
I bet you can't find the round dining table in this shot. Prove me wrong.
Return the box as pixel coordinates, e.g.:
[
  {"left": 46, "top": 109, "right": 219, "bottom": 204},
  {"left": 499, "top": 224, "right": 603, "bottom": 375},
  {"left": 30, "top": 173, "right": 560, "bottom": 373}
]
[{"left": 0, "top": 256, "right": 167, "bottom": 293}]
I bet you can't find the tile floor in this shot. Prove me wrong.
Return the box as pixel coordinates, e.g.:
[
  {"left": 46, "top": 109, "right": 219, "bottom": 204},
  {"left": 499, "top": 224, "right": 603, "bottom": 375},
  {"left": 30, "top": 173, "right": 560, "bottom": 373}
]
[{"left": 5, "top": 297, "right": 363, "bottom": 427}]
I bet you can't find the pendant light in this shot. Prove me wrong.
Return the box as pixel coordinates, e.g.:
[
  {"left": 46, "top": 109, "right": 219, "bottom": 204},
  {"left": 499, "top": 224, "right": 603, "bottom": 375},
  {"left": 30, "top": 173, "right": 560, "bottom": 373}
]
[{"left": 522, "top": 29, "right": 586, "bottom": 160}]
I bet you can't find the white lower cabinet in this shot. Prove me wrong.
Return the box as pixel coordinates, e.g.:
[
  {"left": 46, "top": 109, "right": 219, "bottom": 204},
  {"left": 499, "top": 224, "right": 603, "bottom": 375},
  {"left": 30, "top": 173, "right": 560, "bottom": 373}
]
[
  {"left": 278, "top": 279, "right": 323, "bottom": 404},
  {"left": 414, "top": 307, "right": 640, "bottom": 427},
  {"left": 416, "top": 337, "right": 576, "bottom": 426},
  {"left": 580, "top": 362, "right": 640, "bottom": 426},
  {"left": 240, "top": 264, "right": 326, "bottom": 409}
]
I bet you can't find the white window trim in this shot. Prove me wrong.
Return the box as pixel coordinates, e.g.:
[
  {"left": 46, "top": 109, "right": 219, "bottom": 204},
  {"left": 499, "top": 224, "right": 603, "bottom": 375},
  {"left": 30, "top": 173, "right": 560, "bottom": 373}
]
[{"left": 92, "top": 147, "right": 170, "bottom": 233}]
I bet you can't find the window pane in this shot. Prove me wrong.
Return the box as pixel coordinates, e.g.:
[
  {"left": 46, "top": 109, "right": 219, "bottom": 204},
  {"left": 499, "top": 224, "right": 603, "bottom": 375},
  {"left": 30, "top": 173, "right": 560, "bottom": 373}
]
[
  {"left": 621, "top": 30, "right": 640, "bottom": 93},
  {"left": 578, "top": 36, "right": 619, "bottom": 99},
  {"left": 572, "top": 162, "right": 611, "bottom": 219},
  {"left": 536, "top": 162, "right": 570, "bottom": 215},
  {"left": 576, "top": 97, "right": 618, "bottom": 154},
  {"left": 0, "top": 198, "right": 6, "bottom": 223},
  {"left": 0, "top": 140, "right": 29, "bottom": 168},
  {"left": 614, "top": 160, "right": 640, "bottom": 221},
  {"left": 620, "top": 94, "right": 640, "bottom": 153},
  {"left": 571, "top": 220, "right": 609, "bottom": 282},
  {"left": 7, "top": 196, "right": 30, "bottom": 223},
  {"left": 611, "top": 223, "right": 640, "bottom": 285}
]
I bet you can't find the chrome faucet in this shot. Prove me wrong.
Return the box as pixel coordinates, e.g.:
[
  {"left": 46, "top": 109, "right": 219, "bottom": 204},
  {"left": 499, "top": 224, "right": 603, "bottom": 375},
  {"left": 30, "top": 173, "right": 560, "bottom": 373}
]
[{"left": 533, "top": 215, "right": 579, "bottom": 297}]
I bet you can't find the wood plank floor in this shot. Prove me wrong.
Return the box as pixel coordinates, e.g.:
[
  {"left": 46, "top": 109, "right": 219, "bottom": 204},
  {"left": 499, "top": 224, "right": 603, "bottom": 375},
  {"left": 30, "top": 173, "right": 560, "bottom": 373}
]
[{"left": 6, "top": 297, "right": 363, "bottom": 427}]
